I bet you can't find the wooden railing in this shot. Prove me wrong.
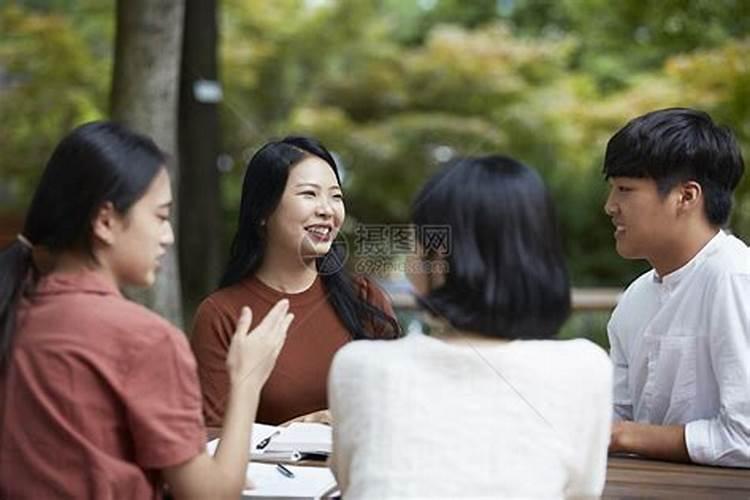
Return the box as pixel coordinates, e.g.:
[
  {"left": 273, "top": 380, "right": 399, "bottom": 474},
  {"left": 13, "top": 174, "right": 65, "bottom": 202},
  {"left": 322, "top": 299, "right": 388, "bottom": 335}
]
[{"left": 388, "top": 287, "right": 622, "bottom": 312}]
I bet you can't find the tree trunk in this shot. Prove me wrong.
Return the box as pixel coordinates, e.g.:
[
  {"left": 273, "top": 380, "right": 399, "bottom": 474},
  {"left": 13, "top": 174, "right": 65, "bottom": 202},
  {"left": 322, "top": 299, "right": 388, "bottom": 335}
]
[
  {"left": 111, "top": 0, "right": 185, "bottom": 328},
  {"left": 178, "top": 0, "right": 222, "bottom": 319}
]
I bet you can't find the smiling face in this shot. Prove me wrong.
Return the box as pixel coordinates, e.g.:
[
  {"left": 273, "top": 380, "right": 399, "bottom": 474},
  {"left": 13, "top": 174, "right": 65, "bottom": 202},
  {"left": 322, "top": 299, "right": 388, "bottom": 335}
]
[
  {"left": 604, "top": 176, "right": 683, "bottom": 264},
  {"left": 107, "top": 168, "right": 174, "bottom": 287},
  {"left": 265, "top": 156, "right": 345, "bottom": 262}
]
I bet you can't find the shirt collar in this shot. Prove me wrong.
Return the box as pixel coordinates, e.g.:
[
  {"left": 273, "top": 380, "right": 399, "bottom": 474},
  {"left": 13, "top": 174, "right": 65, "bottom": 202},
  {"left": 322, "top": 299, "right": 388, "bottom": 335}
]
[
  {"left": 35, "top": 270, "right": 122, "bottom": 298},
  {"left": 653, "top": 230, "right": 726, "bottom": 286}
]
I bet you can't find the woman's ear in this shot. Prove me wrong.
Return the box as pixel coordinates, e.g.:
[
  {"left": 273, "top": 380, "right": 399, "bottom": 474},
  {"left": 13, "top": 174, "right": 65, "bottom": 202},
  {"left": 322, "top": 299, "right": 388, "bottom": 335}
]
[{"left": 91, "top": 201, "right": 119, "bottom": 246}]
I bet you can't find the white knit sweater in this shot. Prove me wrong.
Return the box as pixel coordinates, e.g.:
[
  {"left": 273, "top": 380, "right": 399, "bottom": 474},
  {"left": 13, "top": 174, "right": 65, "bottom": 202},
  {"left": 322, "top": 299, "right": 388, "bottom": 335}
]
[{"left": 329, "top": 332, "right": 612, "bottom": 499}]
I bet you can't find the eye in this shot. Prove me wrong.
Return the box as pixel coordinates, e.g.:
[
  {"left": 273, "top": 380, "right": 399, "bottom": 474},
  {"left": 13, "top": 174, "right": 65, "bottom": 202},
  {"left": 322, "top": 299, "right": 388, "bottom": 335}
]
[
  {"left": 157, "top": 213, "right": 170, "bottom": 222},
  {"left": 333, "top": 193, "right": 345, "bottom": 202},
  {"left": 617, "top": 186, "right": 632, "bottom": 193},
  {"left": 299, "top": 190, "right": 316, "bottom": 198}
]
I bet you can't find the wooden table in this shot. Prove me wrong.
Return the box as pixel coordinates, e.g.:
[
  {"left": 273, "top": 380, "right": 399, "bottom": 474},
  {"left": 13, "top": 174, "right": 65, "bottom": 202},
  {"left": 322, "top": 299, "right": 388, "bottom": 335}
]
[
  {"left": 604, "top": 455, "right": 750, "bottom": 499},
  {"left": 209, "top": 428, "right": 750, "bottom": 497}
]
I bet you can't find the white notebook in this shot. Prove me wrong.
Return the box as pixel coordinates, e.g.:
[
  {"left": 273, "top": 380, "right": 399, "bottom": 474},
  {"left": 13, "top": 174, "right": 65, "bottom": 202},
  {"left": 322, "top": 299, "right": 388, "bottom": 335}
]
[
  {"left": 241, "top": 463, "right": 337, "bottom": 499},
  {"left": 264, "top": 423, "right": 332, "bottom": 455}
]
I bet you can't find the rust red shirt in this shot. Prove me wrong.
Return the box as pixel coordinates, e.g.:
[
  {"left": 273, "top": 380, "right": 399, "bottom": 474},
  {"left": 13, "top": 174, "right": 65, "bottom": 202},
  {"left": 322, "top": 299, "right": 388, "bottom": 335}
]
[
  {"left": 191, "top": 276, "right": 396, "bottom": 426},
  {"left": 0, "top": 271, "right": 205, "bottom": 499}
]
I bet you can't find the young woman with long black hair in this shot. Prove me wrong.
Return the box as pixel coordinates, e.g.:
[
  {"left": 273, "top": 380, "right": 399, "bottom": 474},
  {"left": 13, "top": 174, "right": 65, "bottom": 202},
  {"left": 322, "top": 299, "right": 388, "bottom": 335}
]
[
  {"left": 0, "top": 122, "right": 292, "bottom": 499},
  {"left": 191, "top": 136, "right": 400, "bottom": 426}
]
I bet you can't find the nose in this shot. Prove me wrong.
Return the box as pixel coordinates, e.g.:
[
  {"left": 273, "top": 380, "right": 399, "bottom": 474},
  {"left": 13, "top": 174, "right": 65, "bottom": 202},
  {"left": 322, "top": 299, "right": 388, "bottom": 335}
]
[
  {"left": 316, "top": 197, "right": 334, "bottom": 217},
  {"left": 604, "top": 189, "right": 617, "bottom": 216},
  {"left": 162, "top": 221, "right": 175, "bottom": 246}
]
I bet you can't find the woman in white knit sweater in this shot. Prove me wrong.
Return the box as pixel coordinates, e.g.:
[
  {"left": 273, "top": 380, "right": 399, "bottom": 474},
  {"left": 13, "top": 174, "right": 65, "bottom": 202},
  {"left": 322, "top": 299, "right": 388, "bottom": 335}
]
[{"left": 329, "top": 155, "right": 613, "bottom": 499}]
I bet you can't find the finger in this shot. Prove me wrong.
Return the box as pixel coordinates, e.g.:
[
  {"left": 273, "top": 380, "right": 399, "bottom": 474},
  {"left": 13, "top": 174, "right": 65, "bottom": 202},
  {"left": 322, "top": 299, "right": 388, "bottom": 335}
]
[
  {"left": 233, "top": 306, "right": 253, "bottom": 337},
  {"left": 270, "top": 313, "right": 293, "bottom": 358},
  {"left": 279, "top": 313, "right": 294, "bottom": 338},
  {"left": 255, "top": 299, "right": 289, "bottom": 334},
  {"left": 270, "top": 312, "right": 293, "bottom": 346}
]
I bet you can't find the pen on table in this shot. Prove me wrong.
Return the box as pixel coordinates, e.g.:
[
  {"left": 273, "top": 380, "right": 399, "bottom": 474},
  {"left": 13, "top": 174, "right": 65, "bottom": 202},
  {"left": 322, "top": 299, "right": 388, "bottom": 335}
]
[
  {"left": 276, "top": 463, "right": 295, "bottom": 478},
  {"left": 256, "top": 430, "right": 281, "bottom": 450}
]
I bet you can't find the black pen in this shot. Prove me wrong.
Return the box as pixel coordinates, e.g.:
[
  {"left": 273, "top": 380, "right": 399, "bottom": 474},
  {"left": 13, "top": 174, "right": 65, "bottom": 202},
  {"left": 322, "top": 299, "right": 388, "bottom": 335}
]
[
  {"left": 276, "top": 463, "right": 295, "bottom": 478},
  {"left": 256, "top": 430, "right": 281, "bottom": 450}
]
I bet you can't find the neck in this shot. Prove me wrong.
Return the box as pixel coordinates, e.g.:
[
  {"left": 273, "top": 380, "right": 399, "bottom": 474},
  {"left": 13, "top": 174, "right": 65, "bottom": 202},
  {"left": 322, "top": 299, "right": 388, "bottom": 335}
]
[
  {"left": 426, "top": 315, "right": 508, "bottom": 345},
  {"left": 650, "top": 224, "right": 719, "bottom": 278},
  {"left": 254, "top": 251, "right": 319, "bottom": 294},
  {"left": 51, "top": 251, "right": 118, "bottom": 287}
]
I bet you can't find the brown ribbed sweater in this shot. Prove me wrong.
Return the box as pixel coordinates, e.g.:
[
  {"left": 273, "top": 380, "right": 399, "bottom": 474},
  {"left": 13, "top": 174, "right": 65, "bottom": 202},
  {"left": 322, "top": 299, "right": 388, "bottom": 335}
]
[{"left": 190, "top": 275, "right": 396, "bottom": 425}]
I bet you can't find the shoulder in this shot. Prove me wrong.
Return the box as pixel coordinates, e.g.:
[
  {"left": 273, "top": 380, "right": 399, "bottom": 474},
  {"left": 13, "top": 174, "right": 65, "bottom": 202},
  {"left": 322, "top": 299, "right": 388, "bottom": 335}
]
[
  {"left": 521, "top": 339, "right": 612, "bottom": 385},
  {"left": 609, "top": 269, "right": 654, "bottom": 324},
  {"left": 195, "top": 282, "right": 253, "bottom": 317},
  {"left": 332, "top": 334, "right": 415, "bottom": 374},
  {"left": 104, "top": 296, "right": 181, "bottom": 341},
  {"left": 701, "top": 233, "right": 750, "bottom": 279},
  {"left": 192, "top": 282, "right": 257, "bottom": 333},
  {"left": 619, "top": 269, "right": 655, "bottom": 303},
  {"left": 527, "top": 338, "right": 610, "bottom": 365},
  {"left": 352, "top": 275, "right": 392, "bottom": 307},
  {"left": 97, "top": 297, "right": 192, "bottom": 363}
]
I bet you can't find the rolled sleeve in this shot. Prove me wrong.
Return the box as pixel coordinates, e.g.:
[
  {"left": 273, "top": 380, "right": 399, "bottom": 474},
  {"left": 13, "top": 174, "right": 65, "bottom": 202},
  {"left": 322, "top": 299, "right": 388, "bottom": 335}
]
[
  {"left": 686, "top": 273, "right": 750, "bottom": 467},
  {"left": 125, "top": 332, "right": 206, "bottom": 469},
  {"left": 686, "top": 412, "right": 750, "bottom": 467}
]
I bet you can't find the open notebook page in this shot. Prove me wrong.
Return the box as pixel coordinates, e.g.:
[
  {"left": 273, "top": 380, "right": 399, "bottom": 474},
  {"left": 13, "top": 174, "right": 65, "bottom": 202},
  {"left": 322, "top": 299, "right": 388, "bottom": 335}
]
[{"left": 242, "top": 463, "right": 336, "bottom": 499}]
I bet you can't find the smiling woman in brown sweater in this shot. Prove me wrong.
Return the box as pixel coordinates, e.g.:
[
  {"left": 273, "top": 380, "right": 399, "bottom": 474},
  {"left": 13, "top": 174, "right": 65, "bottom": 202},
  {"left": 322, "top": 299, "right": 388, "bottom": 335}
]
[{"left": 191, "top": 136, "right": 400, "bottom": 426}]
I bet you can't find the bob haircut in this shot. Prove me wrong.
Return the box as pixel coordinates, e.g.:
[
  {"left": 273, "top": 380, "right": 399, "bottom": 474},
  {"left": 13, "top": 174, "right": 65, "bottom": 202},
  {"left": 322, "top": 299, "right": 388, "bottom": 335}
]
[
  {"left": 603, "top": 107, "right": 745, "bottom": 226},
  {"left": 0, "top": 121, "right": 166, "bottom": 366},
  {"left": 220, "top": 136, "right": 400, "bottom": 340},
  {"left": 411, "top": 155, "right": 570, "bottom": 340}
]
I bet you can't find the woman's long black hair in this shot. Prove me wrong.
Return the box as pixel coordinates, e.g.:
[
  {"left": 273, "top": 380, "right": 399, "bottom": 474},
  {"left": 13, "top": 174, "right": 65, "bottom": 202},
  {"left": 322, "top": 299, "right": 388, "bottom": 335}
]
[
  {"left": 0, "top": 121, "right": 166, "bottom": 367},
  {"left": 411, "top": 155, "right": 570, "bottom": 340},
  {"left": 220, "top": 136, "right": 400, "bottom": 339}
]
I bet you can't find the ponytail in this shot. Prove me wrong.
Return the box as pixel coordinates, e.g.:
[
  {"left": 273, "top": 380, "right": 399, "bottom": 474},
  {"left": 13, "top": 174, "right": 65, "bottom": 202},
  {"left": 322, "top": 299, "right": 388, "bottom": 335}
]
[
  {"left": 0, "top": 237, "right": 38, "bottom": 368},
  {"left": 0, "top": 120, "right": 165, "bottom": 368}
]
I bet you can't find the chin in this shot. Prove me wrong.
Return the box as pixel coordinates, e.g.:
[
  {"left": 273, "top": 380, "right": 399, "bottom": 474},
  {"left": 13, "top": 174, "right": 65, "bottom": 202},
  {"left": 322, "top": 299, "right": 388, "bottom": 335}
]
[
  {"left": 136, "top": 272, "right": 157, "bottom": 288},
  {"left": 301, "top": 242, "right": 332, "bottom": 259},
  {"left": 615, "top": 242, "right": 643, "bottom": 260}
]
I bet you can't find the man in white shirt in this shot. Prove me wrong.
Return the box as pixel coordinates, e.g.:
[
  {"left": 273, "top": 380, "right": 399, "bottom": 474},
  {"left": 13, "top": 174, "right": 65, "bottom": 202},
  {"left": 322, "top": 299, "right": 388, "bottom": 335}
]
[{"left": 603, "top": 107, "right": 750, "bottom": 467}]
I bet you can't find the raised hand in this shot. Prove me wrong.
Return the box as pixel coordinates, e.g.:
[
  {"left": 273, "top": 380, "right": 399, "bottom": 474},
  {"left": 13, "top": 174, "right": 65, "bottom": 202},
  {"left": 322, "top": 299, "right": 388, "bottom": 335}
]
[{"left": 226, "top": 300, "right": 293, "bottom": 392}]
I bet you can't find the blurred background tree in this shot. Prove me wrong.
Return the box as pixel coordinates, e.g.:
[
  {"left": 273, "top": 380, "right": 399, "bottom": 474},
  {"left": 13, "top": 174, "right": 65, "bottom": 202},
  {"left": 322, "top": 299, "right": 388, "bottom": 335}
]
[{"left": 1, "top": 0, "right": 748, "bottom": 330}]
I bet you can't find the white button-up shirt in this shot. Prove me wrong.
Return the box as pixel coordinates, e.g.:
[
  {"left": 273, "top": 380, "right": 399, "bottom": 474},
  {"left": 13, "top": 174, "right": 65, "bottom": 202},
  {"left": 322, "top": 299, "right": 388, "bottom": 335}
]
[{"left": 608, "top": 230, "right": 750, "bottom": 467}]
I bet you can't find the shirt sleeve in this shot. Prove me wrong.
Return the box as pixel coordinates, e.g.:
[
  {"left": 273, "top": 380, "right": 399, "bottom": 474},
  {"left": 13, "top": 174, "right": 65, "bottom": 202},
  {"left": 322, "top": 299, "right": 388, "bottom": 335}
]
[
  {"left": 685, "top": 272, "right": 750, "bottom": 467},
  {"left": 607, "top": 309, "right": 633, "bottom": 421},
  {"left": 190, "top": 297, "right": 236, "bottom": 427},
  {"left": 124, "top": 331, "right": 206, "bottom": 469}
]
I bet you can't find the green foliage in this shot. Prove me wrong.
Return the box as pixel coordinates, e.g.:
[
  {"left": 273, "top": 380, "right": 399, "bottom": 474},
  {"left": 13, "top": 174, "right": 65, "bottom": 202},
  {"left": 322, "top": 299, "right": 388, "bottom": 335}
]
[
  {"left": 0, "top": 2, "right": 111, "bottom": 205},
  {"left": 1, "top": 0, "right": 748, "bottom": 290}
]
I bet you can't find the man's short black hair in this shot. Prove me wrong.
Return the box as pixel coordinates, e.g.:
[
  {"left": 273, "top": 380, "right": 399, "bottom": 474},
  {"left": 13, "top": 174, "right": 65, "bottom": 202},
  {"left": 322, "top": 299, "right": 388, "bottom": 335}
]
[{"left": 603, "top": 107, "right": 745, "bottom": 226}]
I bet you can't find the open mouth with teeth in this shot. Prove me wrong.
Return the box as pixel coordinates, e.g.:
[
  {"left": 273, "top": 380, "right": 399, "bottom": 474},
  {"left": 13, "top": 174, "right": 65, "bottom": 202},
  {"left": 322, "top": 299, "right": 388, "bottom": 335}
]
[
  {"left": 305, "top": 224, "right": 334, "bottom": 243},
  {"left": 612, "top": 221, "right": 625, "bottom": 237}
]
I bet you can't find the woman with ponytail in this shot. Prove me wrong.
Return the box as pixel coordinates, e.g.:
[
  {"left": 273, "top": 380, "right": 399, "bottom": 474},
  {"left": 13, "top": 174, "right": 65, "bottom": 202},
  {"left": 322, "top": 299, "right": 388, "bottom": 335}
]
[
  {"left": 0, "top": 122, "right": 293, "bottom": 499},
  {"left": 191, "top": 136, "right": 401, "bottom": 426}
]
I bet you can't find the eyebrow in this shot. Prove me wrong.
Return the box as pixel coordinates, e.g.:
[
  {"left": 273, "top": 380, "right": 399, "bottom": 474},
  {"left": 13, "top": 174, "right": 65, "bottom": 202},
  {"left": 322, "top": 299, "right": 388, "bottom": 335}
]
[
  {"left": 157, "top": 201, "right": 173, "bottom": 209},
  {"left": 294, "top": 182, "right": 342, "bottom": 191}
]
